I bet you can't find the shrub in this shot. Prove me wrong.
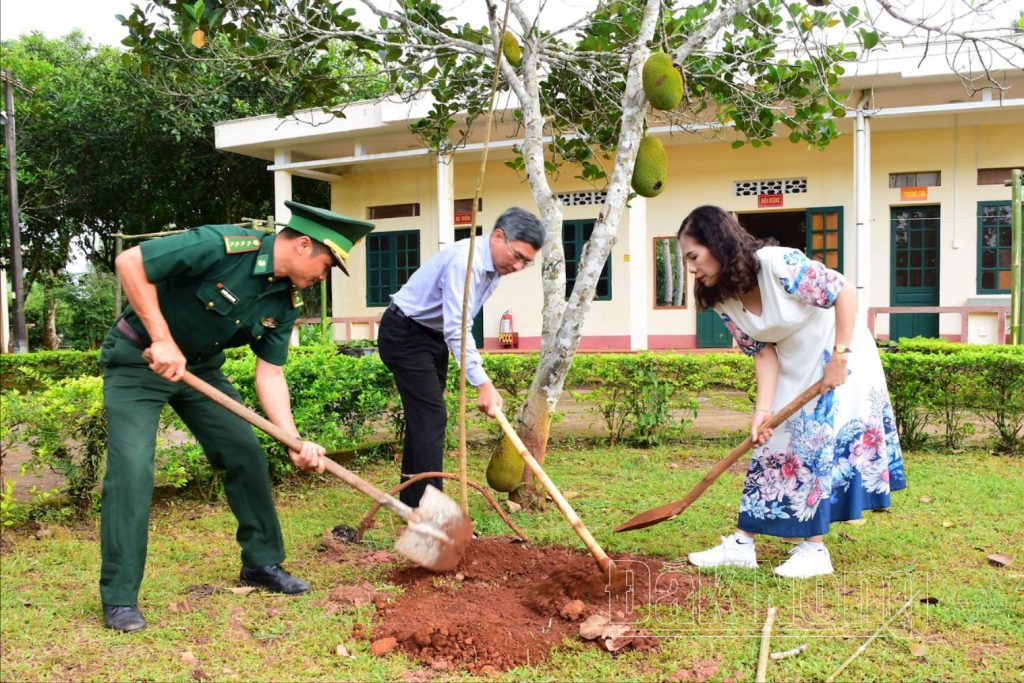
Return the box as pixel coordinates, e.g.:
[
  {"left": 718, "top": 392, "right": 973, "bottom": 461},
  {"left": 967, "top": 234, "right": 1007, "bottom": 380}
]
[
  {"left": 223, "top": 347, "right": 402, "bottom": 479},
  {"left": 1, "top": 378, "right": 107, "bottom": 513},
  {"left": 879, "top": 343, "right": 1024, "bottom": 453},
  {"left": 567, "top": 354, "right": 715, "bottom": 446},
  {"left": 924, "top": 353, "right": 977, "bottom": 450},
  {"left": 961, "top": 350, "right": 1024, "bottom": 454},
  {"left": 0, "top": 350, "right": 102, "bottom": 392},
  {"left": 880, "top": 352, "right": 933, "bottom": 450}
]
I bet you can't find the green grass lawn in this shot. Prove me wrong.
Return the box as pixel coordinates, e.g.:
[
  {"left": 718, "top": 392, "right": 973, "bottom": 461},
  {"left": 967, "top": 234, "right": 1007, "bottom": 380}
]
[{"left": 2, "top": 445, "right": 1022, "bottom": 681}]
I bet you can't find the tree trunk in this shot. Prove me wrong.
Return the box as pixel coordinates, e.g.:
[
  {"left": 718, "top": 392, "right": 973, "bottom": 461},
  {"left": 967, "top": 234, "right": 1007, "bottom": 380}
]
[
  {"left": 510, "top": 0, "right": 662, "bottom": 507},
  {"left": 673, "top": 237, "right": 685, "bottom": 306},
  {"left": 507, "top": 0, "right": 759, "bottom": 507},
  {"left": 42, "top": 290, "right": 60, "bottom": 350}
]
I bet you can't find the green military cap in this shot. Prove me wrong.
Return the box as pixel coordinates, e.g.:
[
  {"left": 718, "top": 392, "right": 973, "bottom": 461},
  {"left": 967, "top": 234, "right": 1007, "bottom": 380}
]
[{"left": 283, "top": 200, "right": 375, "bottom": 276}]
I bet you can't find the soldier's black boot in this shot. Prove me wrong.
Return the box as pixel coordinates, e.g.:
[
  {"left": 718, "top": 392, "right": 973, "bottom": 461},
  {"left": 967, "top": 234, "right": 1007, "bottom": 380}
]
[
  {"left": 103, "top": 604, "right": 147, "bottom": 632},
  {"left": 239, "top": 564, "right": 310, "bottom": 594}
]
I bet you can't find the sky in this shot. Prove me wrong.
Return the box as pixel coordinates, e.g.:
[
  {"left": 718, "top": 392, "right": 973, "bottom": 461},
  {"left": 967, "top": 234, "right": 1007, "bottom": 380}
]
[
  {"left": 2, "top": 0, "right": 1020, "bottom": 49},
  {"left": 0, "top": 0, "right": 134, "bottom": 46},
  {"left": 0, "top": 0, "right": 591, "bottom": 46}
]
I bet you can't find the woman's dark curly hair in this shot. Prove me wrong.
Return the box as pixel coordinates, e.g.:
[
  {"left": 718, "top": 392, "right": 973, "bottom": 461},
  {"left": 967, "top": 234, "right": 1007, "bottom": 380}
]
[{"left": 677, "top": 205, "right": 769, "bottom": 309}]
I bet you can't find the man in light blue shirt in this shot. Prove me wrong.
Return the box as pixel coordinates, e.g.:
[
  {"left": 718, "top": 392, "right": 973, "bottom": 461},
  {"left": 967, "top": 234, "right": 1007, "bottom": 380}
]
[{"left": 379, "top": 207, "right": 545, "bottom": 507}]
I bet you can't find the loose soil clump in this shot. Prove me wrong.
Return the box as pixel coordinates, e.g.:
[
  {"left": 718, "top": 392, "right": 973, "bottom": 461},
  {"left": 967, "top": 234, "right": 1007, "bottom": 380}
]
[{"left": 350, "top": 536, "right": 711, "bottom": 674}]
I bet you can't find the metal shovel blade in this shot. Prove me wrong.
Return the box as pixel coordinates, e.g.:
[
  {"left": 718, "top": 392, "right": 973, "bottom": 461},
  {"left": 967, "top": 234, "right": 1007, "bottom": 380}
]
[{"left": 394, "top": 486, "right": 474, "bottom": 572}]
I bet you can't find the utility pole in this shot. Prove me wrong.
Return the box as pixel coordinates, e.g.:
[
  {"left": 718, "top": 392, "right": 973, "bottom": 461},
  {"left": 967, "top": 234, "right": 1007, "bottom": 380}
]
[{"left": 2, "top": 69, "right": 30, "bottom": 353}]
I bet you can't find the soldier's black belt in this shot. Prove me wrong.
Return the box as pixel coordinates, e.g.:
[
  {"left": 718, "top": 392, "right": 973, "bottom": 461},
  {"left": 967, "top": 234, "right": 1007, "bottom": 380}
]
[{"left": 116, "top": 318, "right": 148, "bottom": 350}]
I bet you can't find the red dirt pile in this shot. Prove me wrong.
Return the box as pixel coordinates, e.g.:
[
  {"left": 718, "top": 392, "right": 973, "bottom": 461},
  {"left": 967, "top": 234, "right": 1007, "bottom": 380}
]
[{"left": 342, "top": 536, "right": 712, "bottom": 674}]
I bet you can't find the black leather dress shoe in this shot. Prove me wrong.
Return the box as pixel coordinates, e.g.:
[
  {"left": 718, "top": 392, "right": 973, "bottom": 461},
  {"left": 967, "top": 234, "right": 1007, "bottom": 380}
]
[
  {"left": 103, "top": 604, "right": 147, "bottom": 632},
  {"left": 239, "top": 564, "right": 310, "bottom": 594}
]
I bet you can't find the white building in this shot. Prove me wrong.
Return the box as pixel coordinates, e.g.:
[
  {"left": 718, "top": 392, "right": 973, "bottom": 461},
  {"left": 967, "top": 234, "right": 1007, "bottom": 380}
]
[{"left": 215, "top": 39, "right": 1023, "bottom": 350}]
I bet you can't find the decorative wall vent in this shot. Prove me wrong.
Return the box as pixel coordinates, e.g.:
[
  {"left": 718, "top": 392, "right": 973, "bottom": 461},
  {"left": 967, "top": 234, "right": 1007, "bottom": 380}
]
[
  {"left": 556, "top": 190, "right": 608, "bottom": 206},
  {"left": 733, "top": 178, "right": 808, "bottom": 197}
]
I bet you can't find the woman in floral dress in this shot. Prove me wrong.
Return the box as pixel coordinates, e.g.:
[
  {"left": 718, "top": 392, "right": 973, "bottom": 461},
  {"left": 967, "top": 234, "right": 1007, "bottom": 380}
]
[{"left": 678, "top": 205, "right": 906, "bottom": 578}]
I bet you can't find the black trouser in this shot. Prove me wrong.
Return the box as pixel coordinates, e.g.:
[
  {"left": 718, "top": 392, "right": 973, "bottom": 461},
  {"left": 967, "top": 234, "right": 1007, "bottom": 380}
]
[{"left": 377, "top": 306, "right": 449, "bottom": 508}]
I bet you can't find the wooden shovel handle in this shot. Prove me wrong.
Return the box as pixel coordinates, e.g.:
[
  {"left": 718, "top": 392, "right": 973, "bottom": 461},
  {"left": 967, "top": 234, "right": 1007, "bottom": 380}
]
[
  {"left": 614, "top": 378, "right": 825, "bottom": 532},
  {"left": 177, "top": 369, "right": 419, "bottom": 523},
  {"left": 674, "top": 378, "right": 825, "bottom": 513},
  {"left": 493, "top": 409, "right": 611, "bottom": 573}
]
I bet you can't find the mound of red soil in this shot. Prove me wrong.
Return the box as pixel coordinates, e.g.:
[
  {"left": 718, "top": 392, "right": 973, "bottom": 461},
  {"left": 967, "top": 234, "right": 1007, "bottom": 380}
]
[{"left": 355, "top": 537, "right": 712, "bottom": 674}]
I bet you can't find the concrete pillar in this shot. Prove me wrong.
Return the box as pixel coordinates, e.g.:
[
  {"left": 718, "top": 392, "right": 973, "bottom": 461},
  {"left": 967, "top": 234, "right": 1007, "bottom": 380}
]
[
  {"left": 273, "top": 148, "right": 293, "bottom": 226},
  {"left": 273, "top": 148, "right": 299, "bottom": 345},
  {"left": 628, "top": 197, "right": 649, "bottom": 350},
  {"left": 854, "top": 94, "right": 872, "bottom": 319},
  {"left": 436, "top": 156, "right": 455, "bottom": 249}
]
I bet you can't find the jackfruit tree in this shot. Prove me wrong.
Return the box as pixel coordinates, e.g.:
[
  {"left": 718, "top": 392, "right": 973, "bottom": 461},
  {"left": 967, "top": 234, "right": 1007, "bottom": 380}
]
[{"left": 122, "top": 0, "right": 1022, "bottom": 504}]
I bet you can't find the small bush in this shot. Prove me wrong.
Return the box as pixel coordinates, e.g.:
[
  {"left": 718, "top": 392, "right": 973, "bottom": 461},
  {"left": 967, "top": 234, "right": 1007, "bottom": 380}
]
[
  {"left": 1, "top": 377, "right": 107, "bottom": 513},
  {"left": 962, "top": 350, "right": 1024, "bottom": 454}
]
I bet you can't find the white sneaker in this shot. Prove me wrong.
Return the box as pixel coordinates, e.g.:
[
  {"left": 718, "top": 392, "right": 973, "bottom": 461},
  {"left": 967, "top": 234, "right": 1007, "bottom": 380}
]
[
  {"left": 688, "top": 533, "right": 758, "bottom": 569},
  {"left": 773, "top": 542, "right": 834, "bottom": 578}
]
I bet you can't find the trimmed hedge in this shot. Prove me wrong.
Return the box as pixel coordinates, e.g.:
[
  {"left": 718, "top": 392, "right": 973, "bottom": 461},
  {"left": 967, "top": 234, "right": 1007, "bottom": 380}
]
[
  {"left": 879, "top": 342, "right": 1024, "bottom": 453},
  {"left": 3, "top": 341, "right": 1021, "bottom": 520},
  {"left": 0, "top": 350, "right": 103, "bottom": 392}
]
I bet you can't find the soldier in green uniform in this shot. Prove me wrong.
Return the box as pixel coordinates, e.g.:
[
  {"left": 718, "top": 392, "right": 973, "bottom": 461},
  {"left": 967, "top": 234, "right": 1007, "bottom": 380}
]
[{"left": 98, "top": 201, "right": 373, "bottom": 632}]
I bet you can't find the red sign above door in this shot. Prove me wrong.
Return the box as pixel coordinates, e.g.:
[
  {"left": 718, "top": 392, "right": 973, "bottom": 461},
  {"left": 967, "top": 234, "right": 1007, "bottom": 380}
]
[{"left": 757, "top": 194, "right": 784, "bottom": 208}]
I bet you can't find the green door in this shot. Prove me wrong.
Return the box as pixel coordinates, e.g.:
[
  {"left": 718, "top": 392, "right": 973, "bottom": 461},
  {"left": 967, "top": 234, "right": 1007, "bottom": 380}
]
[
  {"left": 455, "top": 227, "right": 485, "bottom": 348},
  {"left": 696, "top": 309, "right": 733, "bottom": 348},
  {"left": 890, "top": 205, "right": 940, "bottom": 341}
]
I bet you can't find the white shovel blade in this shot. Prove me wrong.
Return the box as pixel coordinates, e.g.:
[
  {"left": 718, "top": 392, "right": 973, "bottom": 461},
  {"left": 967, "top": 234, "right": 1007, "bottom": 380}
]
[{"left": 394, "top": 485, "right": 473, "bottom": 572}]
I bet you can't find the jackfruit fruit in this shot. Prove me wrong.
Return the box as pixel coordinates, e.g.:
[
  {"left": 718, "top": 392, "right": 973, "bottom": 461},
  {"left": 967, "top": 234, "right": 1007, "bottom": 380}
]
[
  {"left": 486, "top": 434, "right": 525, "bottom": 493},
  {"left": 642, "top": 52, "right": 682, "bottom": 111},
  {"left": 631, "top": 135, "right": 668, "bottom": 198},
  {"left": 501, "top": 31, "right": 522, "bottom": 67}
]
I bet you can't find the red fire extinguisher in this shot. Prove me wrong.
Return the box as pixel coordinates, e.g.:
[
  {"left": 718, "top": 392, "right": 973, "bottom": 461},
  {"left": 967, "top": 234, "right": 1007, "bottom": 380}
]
[
  {"left": 500, "top": 310, "right": 514, "bottom": 335},
  {"left": 499, "top": 310, "right": 515, "bottom": 347}
]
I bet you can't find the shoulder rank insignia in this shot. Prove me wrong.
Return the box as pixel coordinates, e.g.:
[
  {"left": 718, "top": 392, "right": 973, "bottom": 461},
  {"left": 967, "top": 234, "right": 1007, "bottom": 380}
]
[
  {"left": 291, "top": 287, "right": 303, "bottom": 309},
  {"left": 224, "top": 236, "right": 263, "bottom": 254},
  {"left": 261, "top": 317, "right": 278, "bottom": 329}
]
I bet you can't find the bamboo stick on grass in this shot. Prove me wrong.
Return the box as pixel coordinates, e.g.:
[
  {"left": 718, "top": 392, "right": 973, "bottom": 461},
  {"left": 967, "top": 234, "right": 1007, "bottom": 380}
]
[{"left": 755, "top": 606, "right": 777, "bottom": 683}]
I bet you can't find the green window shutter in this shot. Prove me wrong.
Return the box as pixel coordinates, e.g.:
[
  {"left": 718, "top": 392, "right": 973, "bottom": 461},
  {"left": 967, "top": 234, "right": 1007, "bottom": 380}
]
[
  {"left": 366, "top": 230, "right": 421, "bottom": 306},
  {"left": 977, "top": 201, "right": 1016, "bottom": 294},
  {"left": 562, "top": 219, "right": 611, "bottom": 301}
]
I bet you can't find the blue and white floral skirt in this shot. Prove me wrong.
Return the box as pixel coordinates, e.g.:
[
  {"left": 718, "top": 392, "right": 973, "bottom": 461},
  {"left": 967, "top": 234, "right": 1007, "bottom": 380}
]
[{"left": 738, "top": 388, "right": 908, "bottom": 538}]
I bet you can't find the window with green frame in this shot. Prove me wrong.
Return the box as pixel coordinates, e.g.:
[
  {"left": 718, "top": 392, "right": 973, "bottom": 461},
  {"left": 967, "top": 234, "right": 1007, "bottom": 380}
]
[
  {"left": 806, "top": 206, "right": 843, "bottom": 271},
  {"left": 563, "top": 219, "right": 611, "bottom": 300},
  {"left": 977, "top": 201, "right": 1016, "bottom": 293},
  {"left": 366, "top": 230, "right": 420, "bottom": 307}
]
